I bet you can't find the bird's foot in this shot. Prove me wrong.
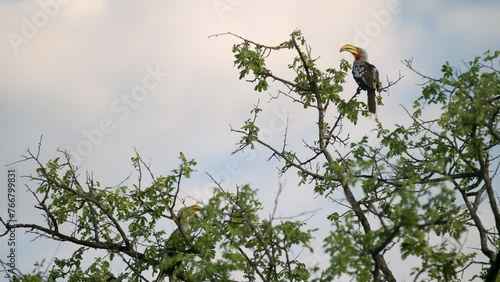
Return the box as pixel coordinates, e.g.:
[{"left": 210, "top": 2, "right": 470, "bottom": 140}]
[{"left": 356, "top": 87, "right": 361, "bottom": 95}]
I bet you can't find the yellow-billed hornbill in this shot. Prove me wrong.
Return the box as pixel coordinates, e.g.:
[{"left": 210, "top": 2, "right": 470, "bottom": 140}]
[
  {"left": 340, "top": 44, "right": 381, "bottom": 114},
  {"left": 155, "top": 205, "right": 202, "bottom": 282}
]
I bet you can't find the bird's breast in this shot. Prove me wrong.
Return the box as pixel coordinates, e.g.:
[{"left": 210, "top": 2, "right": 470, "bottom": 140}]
[
  {"left": 352, "top": 63, "right": 365, "bottom": 78},
  {"left": 352, "top": 63, "right": 369, "bottom": 90}
]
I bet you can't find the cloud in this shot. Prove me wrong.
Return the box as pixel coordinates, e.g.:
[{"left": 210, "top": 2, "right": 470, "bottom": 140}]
[
  {"left": 439, "top": 3, "right": 500, "bottom": 40},
  {"left": 63, "top": 0, "right": 110, "bottom": 20}
]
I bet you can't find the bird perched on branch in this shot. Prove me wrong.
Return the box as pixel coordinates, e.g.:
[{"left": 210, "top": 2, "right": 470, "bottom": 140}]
[
  {"left": 155, "top": 204, "right": 202, "bottom": 282},
  {"left": 340, "top": 44, "right": 381, "bottom": 114}
]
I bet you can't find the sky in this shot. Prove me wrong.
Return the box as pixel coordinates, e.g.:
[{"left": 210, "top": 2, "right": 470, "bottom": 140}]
[{"left": 0, "top": 0, "right": 499, "bottom": 281}]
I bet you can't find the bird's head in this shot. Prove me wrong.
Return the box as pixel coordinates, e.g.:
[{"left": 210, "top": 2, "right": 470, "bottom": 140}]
[{"left": 340, "top": 44, "right": 368, "bottom": 62}]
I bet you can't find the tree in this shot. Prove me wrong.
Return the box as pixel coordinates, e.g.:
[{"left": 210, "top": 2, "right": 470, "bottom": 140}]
[
  {"left": 1, "top": 147, "right": 313, "bottom": 282},
  {"left": 1, "top": 30, "right": 499, "bottom": 281}
]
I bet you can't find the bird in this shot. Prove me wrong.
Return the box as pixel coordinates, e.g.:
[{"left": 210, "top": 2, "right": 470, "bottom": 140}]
[
  {"left": 340, "top": 44, "right": 381, "bottom": 114},
  {"left": 155, "top": 204, "right": 202, "bottom": 282}
]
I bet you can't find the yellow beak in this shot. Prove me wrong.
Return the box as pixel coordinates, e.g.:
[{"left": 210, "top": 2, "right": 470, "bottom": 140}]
[
  {"left": 187, "top": 205, "right": 202, "bottom": 212},
  {"left": 340, "top": 44, "right": 359, "bottom": 56}
]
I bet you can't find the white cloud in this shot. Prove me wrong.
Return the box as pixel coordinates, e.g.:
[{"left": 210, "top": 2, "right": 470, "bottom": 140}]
[
  {"left": 63, "top": 0, "right": 110, "bottom": 20},
  {"left": 439, "top": 3, "right": 500, "bottom": 39}
]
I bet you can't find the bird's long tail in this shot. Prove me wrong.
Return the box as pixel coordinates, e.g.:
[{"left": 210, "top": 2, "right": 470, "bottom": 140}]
[{"left": 367, "top": 90, "right": 376, "bottom": 114}]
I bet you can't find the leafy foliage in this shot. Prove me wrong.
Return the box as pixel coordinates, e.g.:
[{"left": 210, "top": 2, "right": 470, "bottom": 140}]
[
  {"left": 1, "top": 31, "right": 499, "bottom": 282},
  {"left": 229, "top": 31, "right": 500, "bottom": 281}
]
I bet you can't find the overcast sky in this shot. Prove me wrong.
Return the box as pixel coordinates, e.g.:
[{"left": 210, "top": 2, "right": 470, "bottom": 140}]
[{"left": 1, "top": 0, "right": 499, "bottom": 281}]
